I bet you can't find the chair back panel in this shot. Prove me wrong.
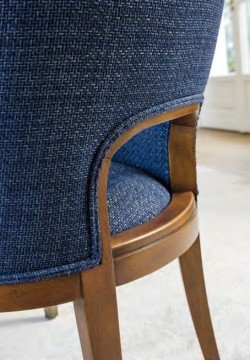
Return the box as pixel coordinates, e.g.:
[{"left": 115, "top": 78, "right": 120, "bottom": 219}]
[{"left": 0, "top": 1, "right": 224, "bottom": 284}]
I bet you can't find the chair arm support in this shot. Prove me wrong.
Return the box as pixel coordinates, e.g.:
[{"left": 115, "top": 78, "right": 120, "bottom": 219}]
[{"left": 168, "top": 111, "right": 199, "bottom": 195}]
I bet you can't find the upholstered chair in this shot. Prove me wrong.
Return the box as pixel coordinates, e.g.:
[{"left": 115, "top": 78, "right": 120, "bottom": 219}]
[{"left": 1, "top": 1, "right": 224, "bottom": 359}]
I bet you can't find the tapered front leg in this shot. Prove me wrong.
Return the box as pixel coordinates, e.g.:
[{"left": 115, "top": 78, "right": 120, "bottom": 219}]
[
  {"left": 73, "top": 264, "right": 122, "bottom": 360},
  {"left": 179, "top": 236, "right": 220, "bottom": 360}
]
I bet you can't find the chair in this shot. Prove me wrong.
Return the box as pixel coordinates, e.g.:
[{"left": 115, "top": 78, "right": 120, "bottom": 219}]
[{"left": 0, "top": 2, "right": 224, "bottom": 359}]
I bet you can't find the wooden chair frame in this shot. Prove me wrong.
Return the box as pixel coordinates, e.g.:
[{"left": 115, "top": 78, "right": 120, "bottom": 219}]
[{"left": 0, "top": 103, "right": 220, "bottom": 359}]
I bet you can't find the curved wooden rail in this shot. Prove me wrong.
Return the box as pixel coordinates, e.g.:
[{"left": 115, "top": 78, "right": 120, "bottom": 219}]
[
  {"left": 0, "top": 192, "right": 198, "bottom": 311},
  {"left": 0, "top": 273, "right": 81, "bottom": 312},
  {"left": 112, "top": 192, "right": 198, "bottom": 285}
]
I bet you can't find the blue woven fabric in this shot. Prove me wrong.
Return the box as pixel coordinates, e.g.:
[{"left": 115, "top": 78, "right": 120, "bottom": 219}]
[
  {"left": 114, "top": 122, "right": 170, "bottom": 185},
  {"left": 108, "top": 162, "right": 171, "bottom": 235},
  {"left": 0, "top": 1, "right": 224, "bottom": 284}
]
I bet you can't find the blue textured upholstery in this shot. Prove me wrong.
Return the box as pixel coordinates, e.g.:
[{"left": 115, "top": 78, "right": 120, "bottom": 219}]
[
  {"left": 108, "top": 162, "right": 171, "bottom": 235},
  {"left": 0, "top": 1, "right": 223, "bottom": 284},
  {"left": 114, "top": 122, "right": 170, "bottom": 185}
]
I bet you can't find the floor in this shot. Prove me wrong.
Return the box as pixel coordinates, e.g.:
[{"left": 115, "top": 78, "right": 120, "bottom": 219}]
[{"left": 1, "top": 129, "right": 250, "bottom": 360}]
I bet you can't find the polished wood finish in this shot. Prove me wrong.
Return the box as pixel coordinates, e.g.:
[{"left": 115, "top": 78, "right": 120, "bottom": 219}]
[
  {"left": 113, "top": 192, "right": 198, "bottom": 285},
  {"left": 169, "top": 112, "right": 198, "bottom": 195},
  {"left": 0, "top": 103, "right": 219, "bottom": 360},
  {"left": 112, "top": 192, "right": 196, "bottom": 257},
  {"left": 73, "top": 156, "right": 122, "bottom": 360},
  {"left": 179, "top": 237, "right": 220, "bottom": 360},
  {"left": 74, "top": 268, "right": 122, "bottom": 360},
  {"left": 0, "top": 274, "right": 81, "bottom": 312},
  {"left": 169, "top": 111, "right": 219, "bottom": 359}
]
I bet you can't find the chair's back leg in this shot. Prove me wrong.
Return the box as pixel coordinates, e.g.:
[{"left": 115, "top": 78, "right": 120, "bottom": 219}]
[
  {"left": 179, "top": 236, "right": 220, "bottom": 360},
  {"left": 73, "top": 264, "right": 122, "bottom": 360},
  {"left": 44, "top": 306, "right": 58, "bottom": 319}
]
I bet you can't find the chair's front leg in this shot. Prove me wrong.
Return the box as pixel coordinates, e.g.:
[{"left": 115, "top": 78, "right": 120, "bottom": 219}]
[
  {"left": 73, "top": 264, "right": 122, "bottom": 360},
  {"left": 179, "top": 236, "right": 220, "bottom": 360}
]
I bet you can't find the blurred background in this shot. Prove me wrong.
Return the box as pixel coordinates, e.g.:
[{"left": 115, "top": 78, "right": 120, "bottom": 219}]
[
  {"left": 201, "top": 0, "right": 250, "bottom": 132},
  {"left": 1, "top": 1, "right": 250, "bottom": 359}
]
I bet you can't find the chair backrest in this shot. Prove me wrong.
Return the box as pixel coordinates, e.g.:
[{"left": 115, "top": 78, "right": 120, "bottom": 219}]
[
  {"left": 0, "top": 1, "right": 224, "bottom": 285},
  {"left": 114, "top": 122, "right": 171, "bottom": 185}
]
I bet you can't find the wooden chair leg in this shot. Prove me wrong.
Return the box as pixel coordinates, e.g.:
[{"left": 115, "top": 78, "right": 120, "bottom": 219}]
[
  {"left": 73, "top": 264, "right": 122, "bottom": 360},
  {"left": 44, "top": 306, "right": 58, "bottom": 319},
  {"left": 179, "top": 236, "right": 220, "bottom": 360}
]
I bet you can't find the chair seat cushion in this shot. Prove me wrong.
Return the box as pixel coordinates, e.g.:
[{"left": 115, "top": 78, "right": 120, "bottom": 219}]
[{"left": 107, "top": 162, "right": 171, "bottom": 235}]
